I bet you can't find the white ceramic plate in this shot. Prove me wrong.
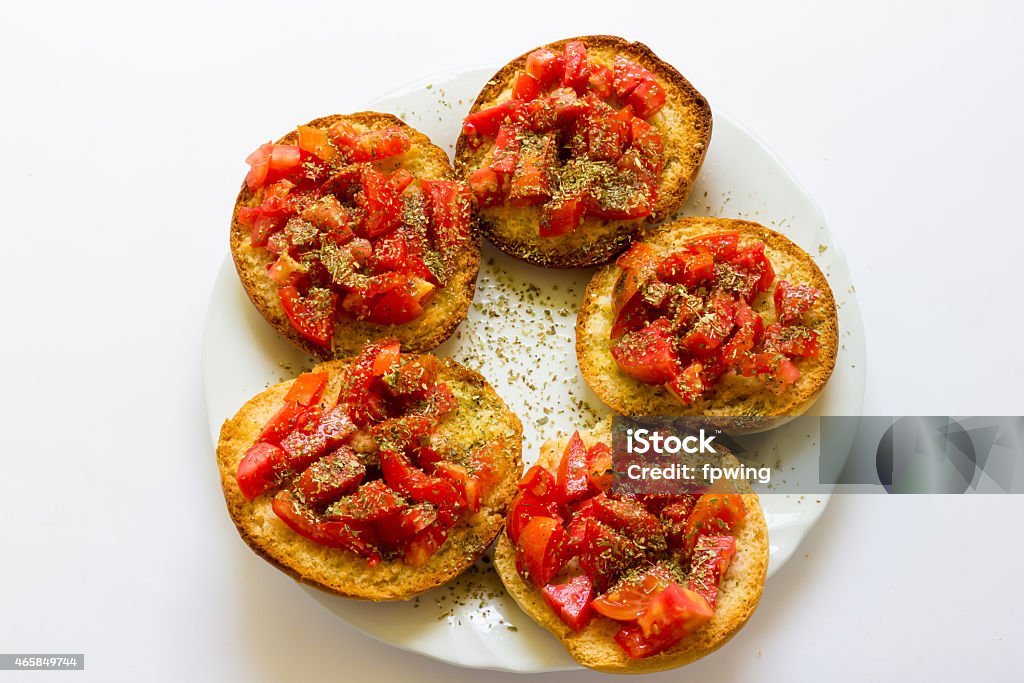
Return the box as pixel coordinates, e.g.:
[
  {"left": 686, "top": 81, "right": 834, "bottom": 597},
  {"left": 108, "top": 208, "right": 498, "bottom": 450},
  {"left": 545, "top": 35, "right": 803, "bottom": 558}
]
[{"left": 202, "top": 67, "right": 866, "bottom": 673}]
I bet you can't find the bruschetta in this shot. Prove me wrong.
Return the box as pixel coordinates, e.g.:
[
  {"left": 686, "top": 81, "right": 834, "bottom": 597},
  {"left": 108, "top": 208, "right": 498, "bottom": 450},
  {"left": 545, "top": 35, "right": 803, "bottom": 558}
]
[
  {"left": 454, "top": 36, "right": 711, "bottom": 268},
  {"left": 493, "top": 421, "right": 768, "bottom": 673},
  {"left": 231, "top": 113, "right": 479, "bottom": 358},
  {"left": 576, "top": 217, "right": 838, "bottom": 422},
  {"left": 216, "top": 339, "right": 523, "bottom": 600}
]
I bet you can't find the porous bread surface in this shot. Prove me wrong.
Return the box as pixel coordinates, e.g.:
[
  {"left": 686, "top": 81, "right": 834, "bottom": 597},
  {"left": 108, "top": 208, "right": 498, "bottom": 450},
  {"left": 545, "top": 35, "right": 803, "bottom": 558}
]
[
  {"left": 494, "top": 421, "right": 768, "bottom": 673},
  {"left": 216, "top": 356, "right": 523, "bottom": 601},
  {"left": 577, "top": 217, "right": 838, "bottom": 420},
  {"left": 454, "top": 35, "right": 712, "bottom": 268},
  {"left": 230, "top": 112, "right": 481, "bottom": 359}
]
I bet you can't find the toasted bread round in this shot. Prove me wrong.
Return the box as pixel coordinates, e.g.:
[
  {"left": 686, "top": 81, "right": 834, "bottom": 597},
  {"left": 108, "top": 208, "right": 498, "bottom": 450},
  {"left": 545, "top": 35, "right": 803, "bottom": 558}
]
[
  {"left": 230, "top": 112, "right": 481, "bottom": 359},
  {"left": 216, "top": 355, "right": 523, "bottom": 601},
  {"left": 494, "top": 422, "right": 769, "bottom": 673},
  {"left": 577, "top": 217, "right": 839, "bottom": 424},
  {"left": 454, "top": 35, "right": 712, "bottom": 268}
]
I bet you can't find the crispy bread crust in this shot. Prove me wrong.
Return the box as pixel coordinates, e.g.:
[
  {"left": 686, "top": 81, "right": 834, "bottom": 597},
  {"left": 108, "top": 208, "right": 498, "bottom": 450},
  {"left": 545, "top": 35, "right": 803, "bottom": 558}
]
[
  {"left": 216, "top": 355, "right": 523, "bottom": 601},
  {"left": 454, "top": 35, "right": 712, "bottom": 268},
  {"left": 576, "top": 217, "right": 839, "bottom": 424},
  {"left": 230, "top": 112, "right": 481, "bottom": 359},
  {"left": 493, "top": 423, "right": 768, "bottom": 673}
]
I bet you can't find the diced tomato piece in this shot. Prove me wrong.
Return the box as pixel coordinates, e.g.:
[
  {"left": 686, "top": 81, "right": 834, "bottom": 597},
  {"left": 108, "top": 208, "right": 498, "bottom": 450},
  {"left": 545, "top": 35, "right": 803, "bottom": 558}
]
[
  {"left": 539, "top": 193, "right": 585, "bottom": 237},
  {"left": 374, "top": 503, "right": 435, "bottom": 545},
  {"left": 688, "top": 535, "right": 736, "bottom": 609},
  {"left": 258, "top": 401, "right": 305, "bottom": 445},
  {"left": 722, "top": 299, "right": 765, "bottom": 368},
  {"left": 656, "top": 250, "right": 715, "bottom": 287},
  {"left": 267, "top": 252, "right": 307, "bottom": 286},
  {"left": 684, "top": 493, "right": 746, "bottom": 557},
  {"left": 300, "top": 196, "right": 352, "bottom": 242},
  {"left": 518, "top": 465, "right": 558, "bottom": 501},
  {"left": 515, "top": 516, "right": 568, "bottom": 586},
  {"left": 283, "top": 372, "right": 328, "bottom": 406},
  {"left": 404, "top": 523, "right": 448, "bottom": 567},
  {"left": 244, "top": 142, "right": 273, "bottom": 189},
  {"left": 359, "top": 167, "right": 403, "bottom": 238},
  {"left": 462, "top": 103, "right": 514, "bottom": 139},
  {"left": 638, "top": 581, "right": 713, "bottom": 639},
  {"left": 380, "top": 450, "right": 466, "bottom": 510},
  {"left": 434, "top": 460, "right": 484, "bottom": 512},
  {"left": 591, "top": 565, "right": 672, "bottom": 621},
  {"left": 327, "top": 480, "right": 406, "bottom": 522},
  {"left": 584, "top": 110, "right": 630, "bottom": 161},
  {"left": 732, "top": 242, "right": 776, "bottom": 294},
  {"left": 236, "top": 442, "right": 287, "bottom": 500},
  {"left": 617, "top": 242, "right": 659, "bottom": 271},
  {"left": 506, "top": 491, "right": 558, "bottom": 544},
  {"left": 347, "top": 128, "right": 411, "bottom": 163},
  {"left": 611, "top": 248, "right": 658, "bottom": 338},
  {"left": 278, "top": 286, "right": 338, "bottom": 350},
  {"left": 525, "top": 48, "right": 563, "bottom": 88},
  {"left": 557, "top": 431, "right": 590, "bottom": 503},
  {"left": 369, "top": 231, "right": 408, "bottom": 274},
  {"left": 340, "top": 338, "right": 401, "bottom": 425},
  {"left": 265, "top": 145, "right": 302, "bottom": 183},
  {"left": 542, "top": 574, "right": 595, "bottom": 632},
  {"left": 773, "top": 279, "right": 821, "bottom": 325},
  {"left": 576, "top": 519, "right": 640, "bottom": 591},
  {"left": 468, "top": 167, "right": 506, "bottom": 208},
  {"left": 628, "top": 79, "right": 666, "bottom": 118},
  {"left": 272, "top": 490, "right": 381, "bottom": 564},
  {"left": 412, "top": 381, "right": 457, "bottom": 418},
  {"left": 763, "top": 322, "right": 820, "bottom": 357},
  {"left": 294, "top": 447, "right": 365, "bottom": 508},
  {"left": 511, "top": 72, "right": 541, "bottom": 102},
  {"left": 611, "top": 318, "right": 678, "bottom": 384},
  {"left": 587, "top": 63, "right": 613, "bottom": 98},
  {"left": 585, "top": 443, "right": 614, "bottom": 493},
  {"left": 278, "top": 406, "right": 329, "bottom": 471},
  {"left": 683, "top": 231, "right": 739, "bottom": 261},
  {"left": 591, "top": 494, "right": 665, "bottom": 549},
  {"left": 525, "top": 87, "right": 592, "bottom": 130},
  {"left": 561, "top": 40, "right": 590, "bottom": 91},
  {"left": 666, "top": 362, "right": 705, "bottom": 405},
  {"left": 296, "top": 125, "right": 337, "bottom": 162},
  {"left": 424, "top": 180, "right": 472, "bottom": 254},
  {"left": 326, "top": 121, "right": 360, "bottom": 151},
  {"left": 250, "top": 214, "right": 285, "bottom": 248},
  {"left": 680, "top": 290, "right": 736, "bottom": 356},
  {"left": 489, "top": 124, "right": 523, "bottom": 174},
  {"left": 383, "top": 355, "right": 442, "bottom": 398},
  {"left": 612, "top": 56, "right": 656, "bottom": 98},
  {"left": 313, "top": 405, "right": 356, "bottom": 447},
  {"left": 509, "top": 136, "right": 554, "bottom": 205}
]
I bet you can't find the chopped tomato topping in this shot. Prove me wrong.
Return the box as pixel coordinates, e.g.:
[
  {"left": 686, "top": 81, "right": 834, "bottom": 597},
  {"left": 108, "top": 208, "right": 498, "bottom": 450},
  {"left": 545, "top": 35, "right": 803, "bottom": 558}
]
[
  {"left": 515, "top": 516, "right": 568, "bottom": 586},
  {"left": 278, "top": 286, "right": 338, "bottom": 350},
  {"left": 462, "top": 42, "right": 665, "bottom": 238},
  {"left": 611, "top": 318, "right": 678, "bottom": 384},
  {"left": 556, "top": 431, "right": 590, "bottom": 503},
  {"left": 542, "top": 574, "right": 595, "bottom": 631}
]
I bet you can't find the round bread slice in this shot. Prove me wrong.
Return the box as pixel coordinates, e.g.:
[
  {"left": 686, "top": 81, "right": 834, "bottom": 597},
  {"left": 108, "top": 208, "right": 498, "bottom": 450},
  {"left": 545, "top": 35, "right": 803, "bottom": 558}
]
[
  {"left": 454, "top": 35, "right": 712, "bottom": 268},
  {"left": 494, "top": 421, "right": 769, "bottom": 673},
  {"left": 577, "top": 217, "right": 839, "bottom": 423},
  {"left": 216, "top": 355, "right": 523, "bottom": 600},
  {"left": 230, "top": 112, "right": 481, "bottom": 359}
]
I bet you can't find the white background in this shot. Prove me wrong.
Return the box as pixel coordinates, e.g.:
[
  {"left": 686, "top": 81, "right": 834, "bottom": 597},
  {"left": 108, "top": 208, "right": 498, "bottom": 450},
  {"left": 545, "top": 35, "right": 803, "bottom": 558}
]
[{"left": 2, "top": 1, "right": 1022, "bottom": 681}]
